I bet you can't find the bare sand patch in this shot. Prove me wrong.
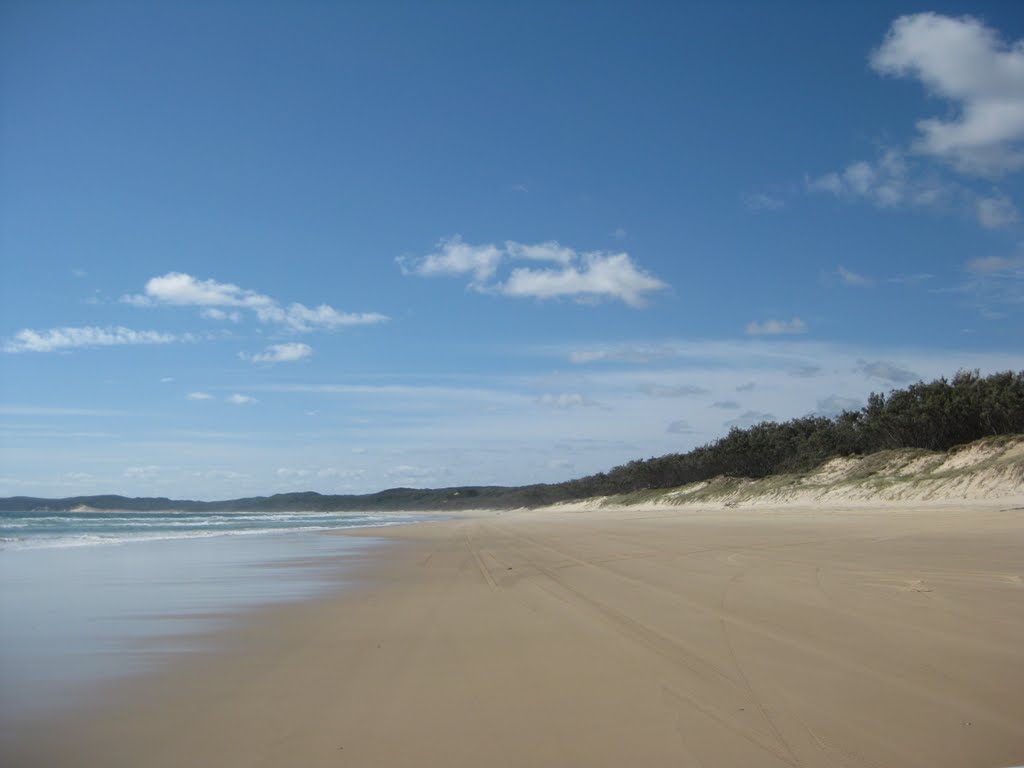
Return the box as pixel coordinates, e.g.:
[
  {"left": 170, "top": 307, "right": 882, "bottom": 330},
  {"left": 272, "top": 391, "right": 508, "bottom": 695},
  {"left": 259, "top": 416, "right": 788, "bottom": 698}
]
[{"left": 6, "top": 502, "right": 1023, "bottom": 768}]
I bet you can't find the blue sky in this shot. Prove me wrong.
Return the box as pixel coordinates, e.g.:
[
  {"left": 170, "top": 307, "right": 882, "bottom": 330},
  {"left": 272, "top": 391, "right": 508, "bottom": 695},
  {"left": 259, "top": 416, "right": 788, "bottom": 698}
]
[{"left": 2, "top": 1, "right": 1022, "bottom": 499}]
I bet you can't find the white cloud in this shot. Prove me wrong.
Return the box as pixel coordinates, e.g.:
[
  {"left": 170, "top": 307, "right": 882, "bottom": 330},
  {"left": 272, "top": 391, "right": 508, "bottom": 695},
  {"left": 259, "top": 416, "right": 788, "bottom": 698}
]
[
  {"left": 838, "top": 266, "right": 873, "bottom": 287},
  {"left": 397, "top": 236, "right": 503, "bottom": 286},
  {"left": 500, "top": 252, "right": 666, "bottom": 307},
  {"left": 807, "top": 149, "right": 949, "bottom": 209},
  {"left": 226, "top": 394, "right": 258, "bottom": 405},
  {"left": 241, "top": 342, "right": 313, "bottom": 364},
  {"left": 160, "top": 377, "right": 175, "bottom": 383},
  {"left": 4, "top": 326, "right": 178, "bottom": 353},
  {"left": 200, "top": 308, "right": 242, "bottom": 322},
  {"left": 666, "top": 420, "right": 693, "bottom": 434},
  {"left": 123, "top": 272, "right": 388, "bottom": 332},
  {"left": 505, "top": 240, "right": 576, "bottom": 264},
  {"left": 870, "top": 13, "right": 1024, "bottom": 175},
  {"left": 129, "top": 272, "right": 272, "bottom": 308},
  {"left": 187, "top": 392, "right": 215, "bottom": 401},
  {"left": 271, "top": 304, "right": 388, "bottom": 332},
  {"left": 976, "top": 194, "right": 1020, "bottom": 229},
  {"left": 745, "top": 317, "right": 808, "bottom": 336},
  {"left": 400, "top": 237, "right": 668, "bottom": 307}
]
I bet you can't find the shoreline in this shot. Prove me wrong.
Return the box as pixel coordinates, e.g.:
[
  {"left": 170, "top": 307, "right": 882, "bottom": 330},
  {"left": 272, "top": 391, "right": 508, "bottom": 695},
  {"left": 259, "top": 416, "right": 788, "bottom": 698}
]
[{"left": 6, "top": 503, "right": 1024, "bottom": 767}]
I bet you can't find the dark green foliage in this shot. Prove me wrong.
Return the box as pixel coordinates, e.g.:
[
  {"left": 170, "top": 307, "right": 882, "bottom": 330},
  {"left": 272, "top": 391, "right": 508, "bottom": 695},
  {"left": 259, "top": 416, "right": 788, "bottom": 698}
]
[{"left": 3, "top": 370, "right": 1021, "bottom": 512}]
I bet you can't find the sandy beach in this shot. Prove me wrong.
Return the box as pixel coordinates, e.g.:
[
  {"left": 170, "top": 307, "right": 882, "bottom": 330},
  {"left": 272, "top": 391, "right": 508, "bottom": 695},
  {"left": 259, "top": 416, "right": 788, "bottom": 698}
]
[{"left": 7, "top": 501, "right": 1024, "bottom": 768}]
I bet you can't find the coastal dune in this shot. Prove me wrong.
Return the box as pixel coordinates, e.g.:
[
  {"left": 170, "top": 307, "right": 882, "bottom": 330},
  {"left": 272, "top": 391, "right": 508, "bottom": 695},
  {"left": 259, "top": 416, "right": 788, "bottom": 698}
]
[{"left": 8, "top": 502, "right": 1024, "bottom": 768}]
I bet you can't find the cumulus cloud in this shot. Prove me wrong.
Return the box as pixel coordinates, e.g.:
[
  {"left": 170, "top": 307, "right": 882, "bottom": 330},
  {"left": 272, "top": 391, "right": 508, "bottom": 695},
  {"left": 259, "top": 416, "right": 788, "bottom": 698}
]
[
  {"left": 870, "top": 13, "right": 1024, "bottom": 175},
  {"left": 400, "top": 237, "right": 668, "bottom": 307},
  {"left": 501, "top": 252, "right": 666, "bottom": 307},
  {"left": 745, "top": 317, "right": 808, "bottom": 336},
  {"left": 125, "top": 272, "right": 268, "bottom": 308},
  {"left": 856, "top": 359, "right": 919, "bottom": 384},
  {"left": 122, "top": 272, "right": 388, "bottom": 332},
  {"left": 976, "top": 195, "right": 1020, "bottom": 229},
  {"left": 226, "top": 394, "right": 258, "bottom": 405},
  {"left": 187, "top": 392, "right": 214, "bottom": 401},
  {"left": 4, "top": 326, "right": 179, "bottom": 353},
  {"left": 711, "top": 400, "right": 741, "bottom": 410},
  {"left": 802, "top": 14, "right": 1024, "bottom": 233},
  {"left": 241, "top": 342, "right": 313, "bottom": 364},
  {"left": 397, "top": 236, "right": 503, "bottom": 286}
]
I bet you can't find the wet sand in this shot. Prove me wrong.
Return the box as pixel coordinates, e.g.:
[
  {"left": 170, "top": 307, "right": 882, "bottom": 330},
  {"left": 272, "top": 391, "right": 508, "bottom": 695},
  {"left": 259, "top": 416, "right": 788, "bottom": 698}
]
[{"left": 7, "top": 503, "right": 1024, "bottom": 767}]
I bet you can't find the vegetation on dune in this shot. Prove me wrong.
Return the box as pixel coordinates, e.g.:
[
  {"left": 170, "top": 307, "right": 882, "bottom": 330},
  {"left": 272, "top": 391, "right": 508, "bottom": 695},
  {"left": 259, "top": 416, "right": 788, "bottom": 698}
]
[
  {"left": 3, "top": 370, "right": 1022, "bottom": 512},
  {"left": 561, "top": 370, "right": 1024, "bottom": 501}
]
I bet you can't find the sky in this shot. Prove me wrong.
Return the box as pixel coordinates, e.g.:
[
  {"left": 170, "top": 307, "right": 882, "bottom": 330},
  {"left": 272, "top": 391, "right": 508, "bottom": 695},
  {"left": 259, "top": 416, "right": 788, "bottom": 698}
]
[{"left": 1, "top": 1, "right": 1023, "bottom": 500}]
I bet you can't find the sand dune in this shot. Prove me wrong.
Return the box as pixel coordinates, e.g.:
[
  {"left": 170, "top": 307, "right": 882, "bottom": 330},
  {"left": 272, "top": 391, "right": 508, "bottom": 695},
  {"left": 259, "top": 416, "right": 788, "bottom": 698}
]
[
  {"left": 7, "top": 500, "right": 1024, "bottom": 768},
  {"left": 556, "top": 436, "right": 1024, "bottom": 512}
]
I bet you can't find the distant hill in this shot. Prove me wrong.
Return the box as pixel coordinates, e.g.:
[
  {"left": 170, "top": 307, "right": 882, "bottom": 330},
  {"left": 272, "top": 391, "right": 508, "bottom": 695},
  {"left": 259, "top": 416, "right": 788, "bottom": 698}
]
[
  {"left": 3, "top": 370, "right": 1022, "bottom": 513},
  {"left": 0, "top": 486, "right": 534, "bottom": 513}
]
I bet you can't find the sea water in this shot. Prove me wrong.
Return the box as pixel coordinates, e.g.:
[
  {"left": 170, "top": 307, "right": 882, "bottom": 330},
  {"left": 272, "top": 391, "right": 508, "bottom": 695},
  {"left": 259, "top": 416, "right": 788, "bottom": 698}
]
[{"left": 0, "top": 509, "right": 434, "bottom": 727}]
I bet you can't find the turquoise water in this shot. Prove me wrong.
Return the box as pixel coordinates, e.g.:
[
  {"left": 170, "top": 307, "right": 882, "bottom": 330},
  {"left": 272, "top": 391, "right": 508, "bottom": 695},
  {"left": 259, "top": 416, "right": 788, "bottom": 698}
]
[{"left": 0, "top": 509, "right": 434, "bottom": 729}]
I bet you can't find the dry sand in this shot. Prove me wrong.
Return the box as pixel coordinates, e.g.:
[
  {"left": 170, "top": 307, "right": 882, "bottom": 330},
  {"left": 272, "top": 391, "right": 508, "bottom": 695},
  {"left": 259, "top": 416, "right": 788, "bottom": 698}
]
[{"left": 7, "top": 502, "right": 1024, "bottom": 768}]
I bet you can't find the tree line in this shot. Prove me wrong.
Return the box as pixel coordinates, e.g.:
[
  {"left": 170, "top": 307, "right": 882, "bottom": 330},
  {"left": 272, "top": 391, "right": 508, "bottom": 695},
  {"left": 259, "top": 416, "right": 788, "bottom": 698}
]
[{"left": 553, "top": 369, "right": 1024, "bottom": 501}]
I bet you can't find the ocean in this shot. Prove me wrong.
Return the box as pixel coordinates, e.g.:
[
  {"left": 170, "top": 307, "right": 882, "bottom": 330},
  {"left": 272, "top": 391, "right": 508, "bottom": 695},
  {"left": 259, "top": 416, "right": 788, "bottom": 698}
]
[{"left": 0, "top": 509, "right": 435, "bottom": 730}]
